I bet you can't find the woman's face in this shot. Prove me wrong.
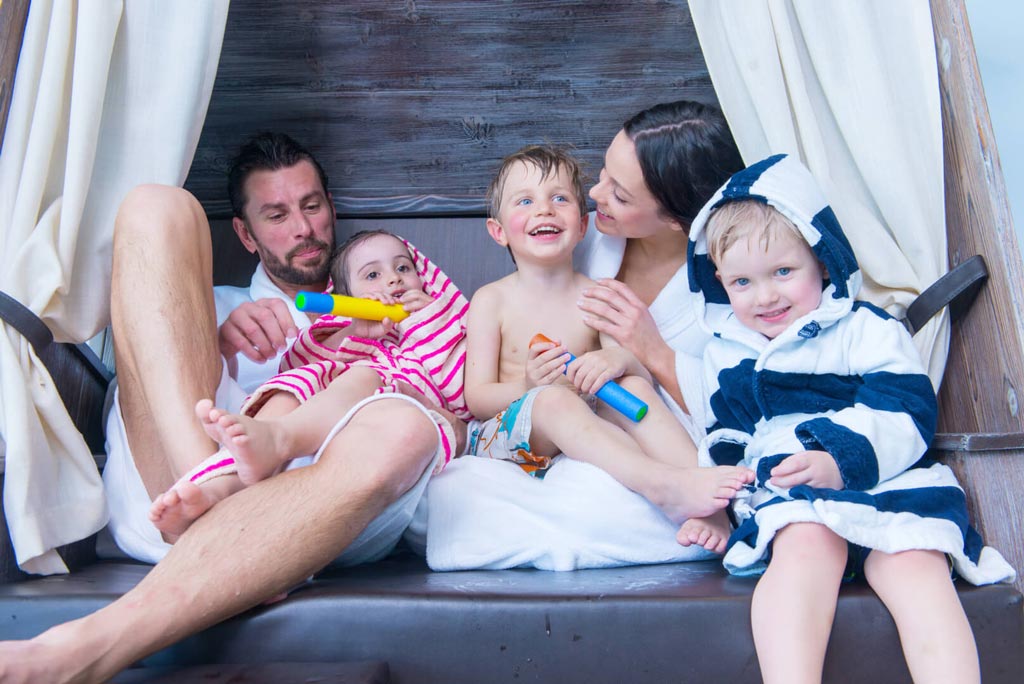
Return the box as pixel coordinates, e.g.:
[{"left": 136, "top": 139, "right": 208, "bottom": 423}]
[{"left": 589, "top": 130, "right": 682, "bottom": 240}]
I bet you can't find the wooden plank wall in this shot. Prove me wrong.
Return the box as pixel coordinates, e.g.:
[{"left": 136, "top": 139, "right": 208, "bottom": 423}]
[
  {"left": 186, "top": 1, "right": 717, "bottom": 219},
  {"left": 930, "top": 0, "right": 1024, "bottom": 594},
  {"left": 0, "top": 0, "right": 30, "bottom": 155}
]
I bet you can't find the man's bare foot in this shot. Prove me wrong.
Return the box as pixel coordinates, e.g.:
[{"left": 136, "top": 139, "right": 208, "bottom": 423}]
[
  {"left": 677, "top": 510, "right": 732, "bottom": 554},
  {"left": 649, "top": 464, "right": 753, "bottom": 524},
  {"left": 195, "top": 399, "right": 291, "bottom": 486},
  {"left": 0, "top": 617, "right": 106, "bottom": 684}
]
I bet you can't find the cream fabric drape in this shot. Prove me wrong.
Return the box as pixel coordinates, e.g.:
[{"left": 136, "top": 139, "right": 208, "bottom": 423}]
[
  {"left": 0, "top": 0, "right": 229, "bottom": 574},
  {"left": 690, "top": 1, "right": 948, "bottom": 387}
]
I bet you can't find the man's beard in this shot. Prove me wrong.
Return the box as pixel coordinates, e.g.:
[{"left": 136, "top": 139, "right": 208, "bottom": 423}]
[{"left": 256, "top": 237, "right": 333, "bottom": 286}]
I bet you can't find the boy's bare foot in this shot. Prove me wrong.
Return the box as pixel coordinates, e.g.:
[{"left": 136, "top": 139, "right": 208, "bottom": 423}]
[
  {"left": 148, "top": 450, "right": 242, "bottom": 542},
  {"left": 195, "top": 399, "right": 290, "bottom": 486},
  {"left": 677, "top": 510, "right": 733, "bottom": 554},
  {"left": 649, "top": 464, "right": 753, "bottom": 524}
]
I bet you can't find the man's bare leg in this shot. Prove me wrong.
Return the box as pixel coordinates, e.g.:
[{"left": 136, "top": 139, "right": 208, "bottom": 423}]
[
  {"left": 111, "top": 185, "right": 226, "bottom": 499},
  {"left": 0, "top": 399, "right": 442, "bottom": 684}
]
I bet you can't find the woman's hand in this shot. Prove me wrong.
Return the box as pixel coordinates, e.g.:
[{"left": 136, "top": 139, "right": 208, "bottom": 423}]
[{"left": 578, "top": 279, "right": 666, "bottom": 369}]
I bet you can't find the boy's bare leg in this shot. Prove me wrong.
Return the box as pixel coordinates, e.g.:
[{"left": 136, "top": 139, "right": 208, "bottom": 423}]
[
  {"left": 111, "top": 185, "right": 225, "bottom": 499},
  {"left": 0, "top": 399, "right": 441, "bottom": 684},
  {"left": 751, "top": 522, "right": 847, "bottom": 684},
  {"left": 608, "top": 375, "right": 700, "bottom": 467},
  {"left": 864, "top": 549, "right": 980, "bottom": 683},
  {"left": 676, "top": 510, "right": 732, "bottom": 554},
  {"left": 530, "top": 387, "right": 750, "bottom": 522}
]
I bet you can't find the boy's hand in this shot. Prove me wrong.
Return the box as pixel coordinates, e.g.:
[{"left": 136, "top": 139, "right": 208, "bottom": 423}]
[
  {"left": 566, "top": 347, "right": 632, "bottom": 395},
  {"left": 526, "top": 340, "right": 571, "bottom": 389},
  {"left": 770, "top": 450, "right": 844, "bottom": 490},
  {"left": 398, "top": 289, "right": 433, "bottom": 314}
]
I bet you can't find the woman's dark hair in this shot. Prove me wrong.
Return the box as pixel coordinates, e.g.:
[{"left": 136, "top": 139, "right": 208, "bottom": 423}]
[
  {"left": 623, "top": 101, "right": 744, "bottom": 230},
  {"left": 227, "top": 132, "right": 330, "bottom": 220}
]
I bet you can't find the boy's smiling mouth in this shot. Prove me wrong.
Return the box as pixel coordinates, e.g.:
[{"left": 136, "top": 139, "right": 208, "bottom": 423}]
[{"left": 528, "top": 224, "right": 562, "bottom": 236}]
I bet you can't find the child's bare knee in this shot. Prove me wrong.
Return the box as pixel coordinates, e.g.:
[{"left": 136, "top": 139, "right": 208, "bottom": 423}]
[{"left": 532, "top": 385, "right": 582, "bottom": 413}]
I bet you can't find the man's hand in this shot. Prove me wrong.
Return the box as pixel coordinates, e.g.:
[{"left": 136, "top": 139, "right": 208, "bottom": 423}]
[
  {"left": 770, "top": 450, "right": 844, "bottom": 490},
  {"left": 218, "top": 298, "right": 298, "bottom": 364}
]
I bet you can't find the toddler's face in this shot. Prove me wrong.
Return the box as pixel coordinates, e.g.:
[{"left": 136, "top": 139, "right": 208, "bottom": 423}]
[
  {"left": 715, "top": 228, "right": 824, "bottom": 339},
  {"left": 488, "top": 161, "right": 587, "bottom": 262},
  {"left": 344, "top": 234, "right": 423, "bottom": 299}
]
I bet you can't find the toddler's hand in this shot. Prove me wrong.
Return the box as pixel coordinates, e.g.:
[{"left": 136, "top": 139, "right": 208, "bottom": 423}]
[
  {"left": 566, "top": 347, "right": 630, "bottom": 395},
  {"left": 526, "top": 339, "right": 571, "bottom": 389},
  {"left": 399, "top": 289, "right": 433, "bottom": 314},
  {"left": 770, "top": 450, "right": 844, "bottom": 490}
]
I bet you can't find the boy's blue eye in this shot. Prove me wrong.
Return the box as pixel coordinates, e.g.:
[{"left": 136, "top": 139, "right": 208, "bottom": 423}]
[
  {"left": 554, "top": 194, "right": 568, "bottom": 203},
  {"left": 517, "top": 198, "right": 533, "bottom": 206},
  {"left": 735, "top": 277, "right": 749, "bottom": 287},
  {"left": 776, "top": 267, "right": 792, "bottom": 276}
]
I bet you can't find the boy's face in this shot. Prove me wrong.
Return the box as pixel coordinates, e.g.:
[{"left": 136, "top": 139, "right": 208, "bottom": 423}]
[
  {"left": 715, "top": 228, "right": 824, "bottom": 339},
  {"left": 343, "top": 234, "right": 423, "bottom": 299},
  {"left": 486, "top": 161, "right": 588, "bottom": 263}
]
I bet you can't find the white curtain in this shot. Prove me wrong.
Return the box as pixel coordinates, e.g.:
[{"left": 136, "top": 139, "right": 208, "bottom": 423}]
[
  {"left": 690, "top": 1, "right": 949, "bottom": 387},
  {"left": 0, "top": 0, "right": 229, "bottom": 574}
]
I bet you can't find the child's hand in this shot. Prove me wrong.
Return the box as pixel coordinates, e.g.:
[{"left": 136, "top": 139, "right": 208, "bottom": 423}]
[
  {"left": 770, "top": 450, "right": 844, "bottom": 490},
  {"left": 347, "top": 316, "right": 396, "bottom": 340},
  {"left": 526, "top": 340, "right": 571, "bottom": 389},
  {"left": 398, "top": 289, "right": 433, "bottom": 314},
  {"left": 566, "top": 347, "right": 631, "bottom": 395}
]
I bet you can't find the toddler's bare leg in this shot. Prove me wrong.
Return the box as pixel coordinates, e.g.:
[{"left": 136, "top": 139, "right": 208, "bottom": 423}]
[
  {"left": 531, "top": 387, "right": 749, "bottom": 521},
  {"left": 751, "top": 522, "right": 847, "bottom": 684},
  {"left": 864, "top": 549, "right": 980, "bottom": 683}
]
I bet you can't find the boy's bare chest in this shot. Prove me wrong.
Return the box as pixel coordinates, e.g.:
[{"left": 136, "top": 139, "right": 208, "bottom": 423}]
[{"left": 499, "top": 294, "right": 598, "bottom": 362}]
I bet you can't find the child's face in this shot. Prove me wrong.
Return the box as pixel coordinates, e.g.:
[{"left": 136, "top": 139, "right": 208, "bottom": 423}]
[
  {"left": 486, "top": 161, "right": 587, "bottom": 263},
  {"left": 344, "top": 234, "right": 423, "bottom": 299},
  {"left": 715, "top": 228, "right": 824, "bottom": 339}
]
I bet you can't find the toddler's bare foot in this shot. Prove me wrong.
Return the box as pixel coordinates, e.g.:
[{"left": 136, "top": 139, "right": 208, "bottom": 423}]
[
  {"left": 195, "top": 399, "right": 290, "bottom": 486},
  {"left": 148, "top": 457, "right": 242, "bottom": 542},
  {"left": 650, "top": 464, "right": 753, "bottom": 524},
  {"left": 677, "top": 510, "right": 732, "bottom": 554}
]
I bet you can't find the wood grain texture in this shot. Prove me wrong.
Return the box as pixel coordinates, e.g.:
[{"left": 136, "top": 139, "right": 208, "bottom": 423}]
[
  {"left": 930, "top": 0, "right": 1024, "bottom": 593},
  {"left": 0, "top": 0, "right": 30, "bottom": 153},
  {"left": 185, "top": 1, "right": 716, "bottom": 218}
]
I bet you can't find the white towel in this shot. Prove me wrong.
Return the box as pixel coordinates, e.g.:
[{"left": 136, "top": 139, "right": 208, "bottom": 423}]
[{"left": 426, "top": 456, "right": 714, "bottom": 571}]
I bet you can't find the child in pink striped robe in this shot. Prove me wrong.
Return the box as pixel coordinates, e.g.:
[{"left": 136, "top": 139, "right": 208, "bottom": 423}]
[{"left": 148, "top": 231, "right": 469, "bottom": 537}]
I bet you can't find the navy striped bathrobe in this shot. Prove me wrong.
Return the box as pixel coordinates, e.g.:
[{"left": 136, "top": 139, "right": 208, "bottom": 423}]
[{"left": 687, "top": 154, "right": 1013, "bottom": 584}]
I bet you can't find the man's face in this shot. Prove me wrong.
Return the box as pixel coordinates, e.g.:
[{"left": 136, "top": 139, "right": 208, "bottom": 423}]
[{"left": 233, "top": 160, "right": 336, "bottom": 294}]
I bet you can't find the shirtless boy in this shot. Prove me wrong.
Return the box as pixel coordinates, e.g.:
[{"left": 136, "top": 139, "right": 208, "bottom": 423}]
[{"left": 465, "top": 145, "right": 752, "bottom": 524}]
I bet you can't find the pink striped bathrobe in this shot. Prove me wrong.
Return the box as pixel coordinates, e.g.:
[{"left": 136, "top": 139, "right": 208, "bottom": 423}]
[{"left": 240, "top": 240, "right": 470, "bottom": 470}]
